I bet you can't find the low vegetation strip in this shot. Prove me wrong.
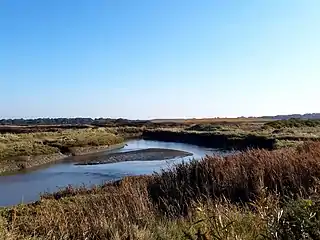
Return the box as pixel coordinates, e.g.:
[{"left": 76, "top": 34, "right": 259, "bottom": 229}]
[{"left": 2, "top": 142, "right": 320, "bottom": 239}]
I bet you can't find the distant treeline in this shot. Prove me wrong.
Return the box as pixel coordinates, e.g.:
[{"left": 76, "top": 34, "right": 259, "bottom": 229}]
[
  {"left": 1, "top": 113, "right": 320, "bottom": 126},
  {"left": 261, "top": 113, "right": 320, "bottom": 120},
  {"left": 0, "top": 118, "right": 151, "bottom": 126}
]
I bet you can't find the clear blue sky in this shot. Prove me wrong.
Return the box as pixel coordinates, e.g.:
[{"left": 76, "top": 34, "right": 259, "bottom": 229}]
[{"left": 1, "top": 1, "right": 319, "bottom": 119}]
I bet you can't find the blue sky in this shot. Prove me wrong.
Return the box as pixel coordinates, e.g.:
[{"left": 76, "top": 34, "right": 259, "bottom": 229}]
[{"left": 1, "top": 0, "right": 319, "bottom": 119}]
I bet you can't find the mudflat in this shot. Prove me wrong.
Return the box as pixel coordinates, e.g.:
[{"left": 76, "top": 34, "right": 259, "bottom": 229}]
[{"left": 75, "top": 148, "right": 193, "bottom": 165}]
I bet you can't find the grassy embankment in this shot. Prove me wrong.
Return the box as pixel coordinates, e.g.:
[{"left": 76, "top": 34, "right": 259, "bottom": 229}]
[
  {"left": 143, "top": 119, "right": 320, "bottom": 150},
  {"left": 1, "top": 141, "right": 320, "bottom": 239},
  {"left": 0, "top": 128, "right": 124, "bottom": 173}
]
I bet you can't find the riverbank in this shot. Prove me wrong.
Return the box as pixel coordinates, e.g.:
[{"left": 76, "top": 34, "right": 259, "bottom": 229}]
[
  {"left": 0, "top": 128, "right": 124, "bottom": 174},
  {"left": 0, "top": 143, "right": 126, "bottom": 175},
  {"left": 142, "top": 122, "right": 320, "bottom": 150},
  {"left": 143, "top": 129, "right": 276, "bottom": 149},
  {"left": 2, "top": 141, "right": 320, "bottom": 239}
]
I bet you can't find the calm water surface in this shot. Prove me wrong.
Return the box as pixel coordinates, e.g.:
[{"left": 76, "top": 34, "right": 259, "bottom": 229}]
[{"left": 0, "top": 139, "right": 231, "bottom": 206}]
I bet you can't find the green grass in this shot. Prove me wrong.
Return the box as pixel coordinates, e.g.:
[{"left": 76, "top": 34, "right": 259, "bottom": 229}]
[
  {"left": 0, "top": 141, "right": 59, "bottom": 160},
  {"left": 183, "top": 122, "right": 320, "bottom": 138},
  {"left": 0, "top": 128, "right": 124, "bottom": 161},
  {"left": 41, "top": 128, "right": 124, "bottom": 148}
]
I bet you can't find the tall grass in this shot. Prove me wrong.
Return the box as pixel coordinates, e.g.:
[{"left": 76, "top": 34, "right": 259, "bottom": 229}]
[
  {"left": 2, "top": 142, "right": 320, "bottom": 239},
  {"left": 149, "top": 142, "right": 320, "bottom": 216}
]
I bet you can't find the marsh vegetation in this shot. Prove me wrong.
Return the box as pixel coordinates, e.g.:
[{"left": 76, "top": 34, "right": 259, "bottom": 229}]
[
  {"left": 1, "top": 141, "right": 320, "bottom": 239},
  {"left": 1, "top": 118, "right": 320, "bottom": 239},
  {"left": 0, "top": 128, "right": 124, "bottom": 173}
]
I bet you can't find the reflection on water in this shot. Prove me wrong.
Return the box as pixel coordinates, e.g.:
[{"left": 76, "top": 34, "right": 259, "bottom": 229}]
[{"left": 0, "top": 139, "right": 231, "bottom": 206}]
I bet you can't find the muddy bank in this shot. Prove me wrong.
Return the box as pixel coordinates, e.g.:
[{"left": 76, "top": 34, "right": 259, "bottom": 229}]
[
  {"left": 142, "top": 130, "right": 276, "bottom": 150},
  {"left": 0, "top": 143, "right": 125, "bottom": 174},
  {"left": 75, "top": 148, "right": 193, "bottom": 165},
  {"left": 0, "top": 153, "right": 67, "bottom": 174}
]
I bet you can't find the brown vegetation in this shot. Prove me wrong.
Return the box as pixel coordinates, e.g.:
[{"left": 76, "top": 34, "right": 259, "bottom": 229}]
[{"left": 149, "top": 141, "right": 320, "bottom": 215}]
